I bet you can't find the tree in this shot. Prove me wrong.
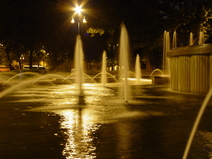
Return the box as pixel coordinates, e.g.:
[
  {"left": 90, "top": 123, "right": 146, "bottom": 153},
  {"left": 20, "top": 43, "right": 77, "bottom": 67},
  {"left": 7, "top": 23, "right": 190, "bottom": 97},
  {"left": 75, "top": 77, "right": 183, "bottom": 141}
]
[
  {"left": 91, "top": 0, "right": 212, "bottom": 69},
  {"left": 1, "top": 0, "right": 211, "bottom": 71},
  {"left": 0, "top": 0, "right": 48, "bottom": 68}
]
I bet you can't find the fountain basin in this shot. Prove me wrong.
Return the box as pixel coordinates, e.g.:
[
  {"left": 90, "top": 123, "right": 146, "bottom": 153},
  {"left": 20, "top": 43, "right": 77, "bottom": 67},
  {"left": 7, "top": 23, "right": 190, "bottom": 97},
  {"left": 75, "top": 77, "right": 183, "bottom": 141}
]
[
  {"left": 152, "top": 75, "right": 170, "bottom": 84},
  {"left": 167, "top": 44, "right": 212, "bottom": 94},
  {"left": 0, "top": 84, "right": 212, "bottom": 158}
]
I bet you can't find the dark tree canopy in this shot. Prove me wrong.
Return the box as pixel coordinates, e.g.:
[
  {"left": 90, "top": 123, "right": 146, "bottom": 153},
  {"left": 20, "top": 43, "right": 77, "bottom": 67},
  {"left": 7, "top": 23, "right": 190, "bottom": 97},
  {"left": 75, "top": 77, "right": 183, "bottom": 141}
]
[{"left": 0, "top": 0, "right": 212, "bottom": 70}]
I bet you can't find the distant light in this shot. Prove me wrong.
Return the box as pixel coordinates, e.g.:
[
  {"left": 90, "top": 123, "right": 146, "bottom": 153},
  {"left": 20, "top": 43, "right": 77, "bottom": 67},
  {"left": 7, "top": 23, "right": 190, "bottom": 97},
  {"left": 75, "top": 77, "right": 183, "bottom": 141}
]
[
  {"left": 71, "top": 18, "right": 75, "bottom": 23},
  {"left": 20, "top": 55, "right": 24, "bottom": 60},
  {"left": 83, "top": 17, "right": 87, "bottom": 23},
  {"left": 74, "top": 6, "right": 82, "bottom": 14}
]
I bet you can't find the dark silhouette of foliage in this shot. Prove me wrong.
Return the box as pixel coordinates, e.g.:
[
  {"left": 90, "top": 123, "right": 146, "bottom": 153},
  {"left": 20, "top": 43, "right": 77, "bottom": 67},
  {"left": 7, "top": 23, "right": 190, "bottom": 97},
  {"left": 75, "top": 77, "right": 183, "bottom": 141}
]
[{"left": 0, "top": 0, "right": 212, "bottom": 70}]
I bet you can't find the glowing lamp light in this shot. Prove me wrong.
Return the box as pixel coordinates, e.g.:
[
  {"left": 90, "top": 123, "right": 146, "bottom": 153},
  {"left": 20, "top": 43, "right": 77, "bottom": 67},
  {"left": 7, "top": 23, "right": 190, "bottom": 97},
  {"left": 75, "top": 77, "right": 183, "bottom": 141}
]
[
  {"left": 74, "top": 6, "right": 82, "bottom": 14},
  {"left": 71, "top": 18, "right": 75, "bottom": 23},
  {"left": 20, "top": 55, "right": 24, "bottom": 60},
  {"left": 83, "top": 16, "right": 87, "bottom": 23}
]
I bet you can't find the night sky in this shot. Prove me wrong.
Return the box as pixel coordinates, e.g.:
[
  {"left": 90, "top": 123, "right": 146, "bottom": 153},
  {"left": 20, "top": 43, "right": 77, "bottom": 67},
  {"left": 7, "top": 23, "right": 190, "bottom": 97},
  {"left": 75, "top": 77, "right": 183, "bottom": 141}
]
[{"left": 0, "top": 0, "right": 212, "bottom": 68}]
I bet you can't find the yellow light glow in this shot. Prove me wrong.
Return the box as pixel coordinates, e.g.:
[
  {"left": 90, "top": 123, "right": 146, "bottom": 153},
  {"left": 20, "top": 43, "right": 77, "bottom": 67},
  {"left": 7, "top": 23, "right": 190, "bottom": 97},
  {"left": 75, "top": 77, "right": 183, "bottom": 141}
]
[
  {"left": 83, "top": 16, "right": 87, "bottom": 23},
  {"left": 74, "top": 6, "right": 82, "bottom": 14},
  {"left": 71, "top": 18, "right": 75, "bottom": 23},
  {"left": 57, "top": 109, "right": 99, "bottom": 158}
]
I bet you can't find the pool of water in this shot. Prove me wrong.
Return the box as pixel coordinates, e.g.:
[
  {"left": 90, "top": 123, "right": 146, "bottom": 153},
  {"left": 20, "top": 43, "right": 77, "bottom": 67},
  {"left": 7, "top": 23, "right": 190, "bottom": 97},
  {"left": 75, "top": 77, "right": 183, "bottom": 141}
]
[{"left": 0, "top": 84, "right": 212, "bottom": 159}]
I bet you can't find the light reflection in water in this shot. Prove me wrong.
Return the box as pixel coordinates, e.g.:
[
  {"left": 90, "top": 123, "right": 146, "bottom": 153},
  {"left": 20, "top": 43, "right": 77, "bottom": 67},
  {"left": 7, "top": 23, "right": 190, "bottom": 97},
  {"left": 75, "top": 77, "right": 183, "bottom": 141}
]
[{"left": 57, "top": 109, "right": 100, "bottom": 159}]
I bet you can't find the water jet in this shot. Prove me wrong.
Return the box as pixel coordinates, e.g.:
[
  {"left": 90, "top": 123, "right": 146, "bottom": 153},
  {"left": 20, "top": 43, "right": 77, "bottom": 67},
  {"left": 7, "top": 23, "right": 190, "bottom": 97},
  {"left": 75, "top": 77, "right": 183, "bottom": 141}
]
[
  {"left": 135, "top": 54, "right": 142, "bottom": 85},
  {"left": 119, "top": 23, "right": 130, "bottom": 102}
]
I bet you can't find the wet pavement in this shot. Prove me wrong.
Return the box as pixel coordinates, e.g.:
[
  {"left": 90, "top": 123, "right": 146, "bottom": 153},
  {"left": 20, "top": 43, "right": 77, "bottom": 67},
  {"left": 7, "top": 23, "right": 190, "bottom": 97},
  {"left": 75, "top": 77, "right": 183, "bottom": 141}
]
[{"left": 0, "top": 84, "right": 212, "bottom": 159}]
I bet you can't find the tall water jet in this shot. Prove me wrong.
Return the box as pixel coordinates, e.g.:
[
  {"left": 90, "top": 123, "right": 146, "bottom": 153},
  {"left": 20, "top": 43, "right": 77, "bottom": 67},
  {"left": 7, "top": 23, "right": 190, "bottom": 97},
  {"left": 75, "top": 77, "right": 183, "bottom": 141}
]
[
  {"left": 135, "top": 54, "right": 141, "bottom": 84},
  {"left": 166, "top": 32, "right": 170, "bottom": 75},
  {"left": 199, "top": 31, "right": 205, "bottom": 44},
  {"left": 119, "top": 23, "right": 130, "bottom": 102},
  {"left": 172, "top": 31, "right": 177, "bottom": 48},
  {"left": 74, "top": 35, "right": 84, "bottom": 97},
  {"left": 162, "top": 31, "right": 167, "bottom": 72},
  {"left": 163, "top": 31, "right": 170, "bottom": 75},
  {"left": 189, "top": 32, "right": 193, "bottom": 45},
  {"left": 101, "top": 51, "right": 107, "bottom": 86}
]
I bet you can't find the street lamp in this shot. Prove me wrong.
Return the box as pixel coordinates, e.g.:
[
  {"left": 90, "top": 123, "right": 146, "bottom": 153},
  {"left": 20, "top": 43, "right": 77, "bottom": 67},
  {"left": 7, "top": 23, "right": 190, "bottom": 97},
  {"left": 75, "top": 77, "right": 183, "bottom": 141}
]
[
  {"left": 74, "top": 6, "right": 82, "bottom": 14},
  {"left": 71, "top": 5, "right": 87, "bottom": 34}
]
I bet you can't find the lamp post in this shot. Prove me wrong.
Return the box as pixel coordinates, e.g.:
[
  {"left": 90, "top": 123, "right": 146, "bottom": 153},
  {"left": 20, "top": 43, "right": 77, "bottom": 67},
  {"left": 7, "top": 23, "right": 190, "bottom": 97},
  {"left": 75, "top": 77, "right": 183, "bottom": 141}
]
[{"left": 71, "top": 5, "right": 87, "bottom": 34}]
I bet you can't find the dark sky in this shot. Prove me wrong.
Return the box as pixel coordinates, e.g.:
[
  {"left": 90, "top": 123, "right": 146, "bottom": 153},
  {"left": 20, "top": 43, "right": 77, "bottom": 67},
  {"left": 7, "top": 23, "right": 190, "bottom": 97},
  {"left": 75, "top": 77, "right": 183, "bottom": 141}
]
[
  {"left": 1, "top": 0, "right": 212, "bottom": 65},
  {"left": 0, "top": 0, "right": 140, "bottom": 61}
]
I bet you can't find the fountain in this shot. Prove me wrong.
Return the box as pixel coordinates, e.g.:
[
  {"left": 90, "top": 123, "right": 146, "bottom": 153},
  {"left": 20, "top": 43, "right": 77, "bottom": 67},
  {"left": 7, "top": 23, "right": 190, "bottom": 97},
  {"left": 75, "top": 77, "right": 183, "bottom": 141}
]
[
  {"left": 91, "top": 51, "right": 119, "bottom": 84},
  {"left": 167, "top": 30, "right": 212, "bottom": 158},
  {"left": 163, "top": 31, "right": 170, "bottom": 74},
  {"left": 167, "top": 31, "right": 212, "bottom": 94},
  {"left": 119, "top": 23, "right": 130, "bottom": 102},
  {"left": 199, "top": 30, "right": 205, "bottom": 45},
  {"left": 73, "top": 35, "right": 86, "bottom": 104},
  {"left": 101, "top": 51, "right": 107, "bottom": 86},
  {"left": 151, "top": 31, "right": 170, "bottom": 84},
  {"left": 2, "top": 72, "right": 41, "bottom": 86},
  {"left": 1, "top": 25, "right": 212, "bottom": 159},
  {"left": 189, "top": 32, "right": 193, "bottom": 45},
  {"left": 172, "top": 30, "right": 177, "bottom": 48},
  {"left": 135, "top": 54, "right": 142, "bottom": 85},
  {"left": 74, "top": 35, "right": 84, "bottom": 96}
]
